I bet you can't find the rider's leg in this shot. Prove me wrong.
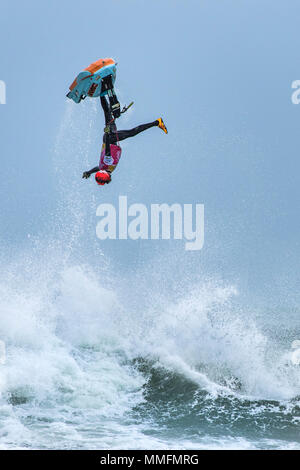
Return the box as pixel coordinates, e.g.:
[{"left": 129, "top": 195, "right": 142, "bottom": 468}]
[
  {"left": 100, "top": 95, "right": 113, "bottom": 126},
  {"left": 101, "top": 75, "right": 120, "bottom": 119},
  {"left": 109, "top": 121, "right": 159, "bottom": 143},
  {"left": 100, "top": 96, "right": 117, "bottom": 155},
  {"left": 101, "top": 95, "right": 116, "bottom": 155}
]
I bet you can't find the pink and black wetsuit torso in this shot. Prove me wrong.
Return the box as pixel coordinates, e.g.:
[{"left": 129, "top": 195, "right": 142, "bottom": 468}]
[{"left": 99, "top": 143, "right": 122, "bottom": 173}]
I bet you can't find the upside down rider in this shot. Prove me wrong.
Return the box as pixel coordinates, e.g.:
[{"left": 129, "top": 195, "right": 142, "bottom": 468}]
[{"left": 82, "top": 96, "right": 168, "bottom": 185}]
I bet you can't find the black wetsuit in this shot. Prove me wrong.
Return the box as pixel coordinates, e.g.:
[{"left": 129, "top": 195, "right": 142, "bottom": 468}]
[{"left": 84, "top": 97, "right": 159, "bottom": 176}]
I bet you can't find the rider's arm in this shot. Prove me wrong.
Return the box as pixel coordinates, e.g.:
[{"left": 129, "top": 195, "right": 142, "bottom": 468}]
[{"left": 82, "top": 167, "right": 99, "bottom": 178}]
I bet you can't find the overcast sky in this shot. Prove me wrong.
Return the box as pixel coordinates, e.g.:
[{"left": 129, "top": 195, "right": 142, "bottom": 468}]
[{"left": 1, "top": 0, "right": 299, "bottom": 314}]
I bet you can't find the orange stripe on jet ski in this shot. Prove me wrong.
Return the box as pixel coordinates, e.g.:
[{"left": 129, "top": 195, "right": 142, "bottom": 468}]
[
  {"left": 69, "top": 78, "right": 78, "bottom": 91},
  {"left": 84, "top": 58, "right": 115, "bottom": 75},
  {"left": 69, "top": 58, "right": 115, "bottom": 91}
]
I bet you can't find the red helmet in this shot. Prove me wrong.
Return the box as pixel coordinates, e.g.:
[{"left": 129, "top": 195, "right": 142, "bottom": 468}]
[{"left": 95, "top": 170, "right": 111, "bottom": 185}]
